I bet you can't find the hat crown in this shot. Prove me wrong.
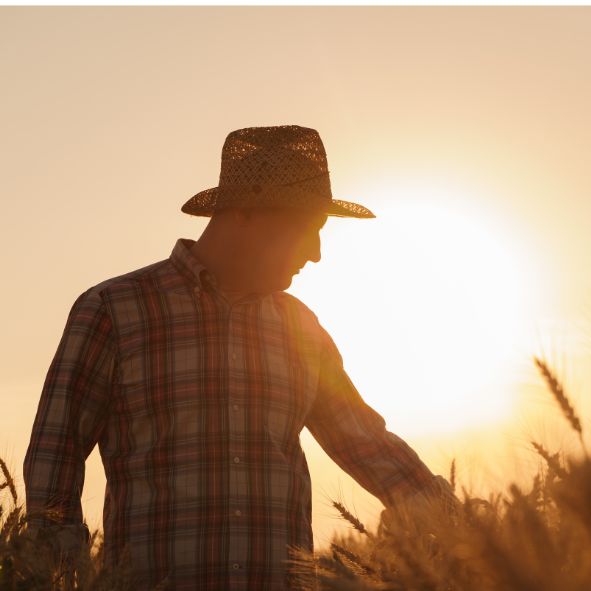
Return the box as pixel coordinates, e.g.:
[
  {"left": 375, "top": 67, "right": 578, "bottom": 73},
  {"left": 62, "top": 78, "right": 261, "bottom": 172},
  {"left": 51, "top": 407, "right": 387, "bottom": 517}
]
[
  {"left": 219, "top": 125, "right": 329, "bottom": 188},
  {"left": 181, "top": 124, "right": 375, "bottom": 218}
]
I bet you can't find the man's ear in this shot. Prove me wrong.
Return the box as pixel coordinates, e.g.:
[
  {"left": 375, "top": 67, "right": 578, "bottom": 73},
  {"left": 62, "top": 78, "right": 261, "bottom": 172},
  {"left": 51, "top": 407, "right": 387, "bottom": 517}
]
[
  {"left": 212, "top": 206, "right": 251, "bottom": 227},
  {"left": 234, "top": 207, "right": 263, "bottom": 227}
]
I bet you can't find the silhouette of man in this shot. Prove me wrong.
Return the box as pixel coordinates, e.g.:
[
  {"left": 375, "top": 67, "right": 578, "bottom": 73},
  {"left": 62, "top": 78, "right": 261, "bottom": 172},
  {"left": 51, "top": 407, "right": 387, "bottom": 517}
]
[{"left": 24, "top": 125, "right": 455, "bottom": 589}]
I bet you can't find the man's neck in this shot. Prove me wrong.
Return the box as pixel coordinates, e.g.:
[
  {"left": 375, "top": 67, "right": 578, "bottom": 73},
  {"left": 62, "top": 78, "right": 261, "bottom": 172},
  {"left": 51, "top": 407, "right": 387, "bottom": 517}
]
[{"left": 190, "top": 238, "right": 256, "bottom": 296}]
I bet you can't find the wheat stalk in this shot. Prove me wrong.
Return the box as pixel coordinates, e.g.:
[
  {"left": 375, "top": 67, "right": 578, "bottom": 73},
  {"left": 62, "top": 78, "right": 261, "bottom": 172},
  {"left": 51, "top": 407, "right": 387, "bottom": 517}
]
[
  {"left": 531, "top": 441, "right": 568, "bottom": 479},
  {"left": 533, "top": 357, "right": 585, "bottom": 450},
  {"left": 332, "top": 500, "right": 373, "bottom": 538},
  {"left": 0, "top": 457, "right": 18, "bottom": 505},
  {"left": 330, "top": 542, "right": 375, "bottom": 577},
  {"left": 449, "top": 458, "right": 457, "bottom": 494}
]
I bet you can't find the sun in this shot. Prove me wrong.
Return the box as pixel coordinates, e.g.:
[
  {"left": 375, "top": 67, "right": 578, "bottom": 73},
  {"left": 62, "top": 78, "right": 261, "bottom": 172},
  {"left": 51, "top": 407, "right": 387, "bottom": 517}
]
[{"left": 290, "top": 188, "right": 535, "bottom": 437}]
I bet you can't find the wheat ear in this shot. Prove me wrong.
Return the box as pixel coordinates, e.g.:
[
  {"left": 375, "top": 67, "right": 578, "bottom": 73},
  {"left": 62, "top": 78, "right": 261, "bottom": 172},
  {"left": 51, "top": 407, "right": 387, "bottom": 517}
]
[
  {"left": 0, "top": 457, "right": 18, "bottom": 504},
  {"left": 531, "top": 441, "right": 568, "bottom": 478},
  {"left": 534, "top": 357, "right": 585, "bottom": 450},
  {"left": 332, "top": 500, "right": 373, "bottom": 538}
]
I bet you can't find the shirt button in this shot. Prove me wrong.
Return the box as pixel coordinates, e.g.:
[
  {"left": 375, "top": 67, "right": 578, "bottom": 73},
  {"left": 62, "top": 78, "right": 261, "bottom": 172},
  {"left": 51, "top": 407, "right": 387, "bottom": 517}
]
[
  {"left": 234, "top": 509, "right": 242, "bottom": 517},
  {"left": 232, "top": 404, "right": 239, "bottom": 411},
  {"left": 232, "top": 563, "right": 240, "bottom": 570},
  {"left": 233, "top": 456, "right": 240, "bottom": 464}
]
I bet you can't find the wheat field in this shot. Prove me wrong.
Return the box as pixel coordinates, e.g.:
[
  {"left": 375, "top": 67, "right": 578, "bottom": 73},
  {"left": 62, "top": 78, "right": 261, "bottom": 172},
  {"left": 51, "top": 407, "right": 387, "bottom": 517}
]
[{"left": 1, "top": 356, "right": 590, "bottom": 590}]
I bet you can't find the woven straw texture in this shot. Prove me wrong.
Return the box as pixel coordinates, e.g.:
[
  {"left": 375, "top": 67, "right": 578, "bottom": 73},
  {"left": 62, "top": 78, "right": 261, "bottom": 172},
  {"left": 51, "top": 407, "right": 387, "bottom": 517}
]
[{"left": 181, "top": 125, "right": 375, "bottom": 219}]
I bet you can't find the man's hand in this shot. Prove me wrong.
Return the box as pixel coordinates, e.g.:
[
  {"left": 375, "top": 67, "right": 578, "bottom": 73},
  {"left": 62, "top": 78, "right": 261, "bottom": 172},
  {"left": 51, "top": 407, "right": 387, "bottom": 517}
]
[
  {"left": 28, "top": 522, "right": 90, "bottom": 565},
  {"left": 416, "top": 475, "right": 462, "bottom": 518},
  {"left": 380, "top": 475, "right": 462, "bottom": 536}
]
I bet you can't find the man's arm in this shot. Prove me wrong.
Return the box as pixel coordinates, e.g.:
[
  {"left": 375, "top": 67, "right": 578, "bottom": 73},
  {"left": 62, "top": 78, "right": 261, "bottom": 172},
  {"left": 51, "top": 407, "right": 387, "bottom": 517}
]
[
  {"left": 305, "top": 323, "right": 453, "bottom": 508},
  {"left": 23, "top": 288, "right": 115, "bottom": 538}
]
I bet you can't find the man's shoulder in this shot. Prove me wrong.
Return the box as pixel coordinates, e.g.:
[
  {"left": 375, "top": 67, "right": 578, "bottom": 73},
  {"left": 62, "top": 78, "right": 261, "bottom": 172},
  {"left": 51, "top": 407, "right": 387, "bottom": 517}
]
[
  {"left": 94, "top": 259, "right": 170, "bottom": 293},
  {"left": 75, "top": 258, "right": 174, "bottom": 309},
  {"left": 274, "top": 290, "right": 316, "bottom": 315},
  {"left": 272, "top": 292, "right": 339, "bottom": 358},
  {"left": 273, "top": 291, "right": 323, "bottom": 334}
]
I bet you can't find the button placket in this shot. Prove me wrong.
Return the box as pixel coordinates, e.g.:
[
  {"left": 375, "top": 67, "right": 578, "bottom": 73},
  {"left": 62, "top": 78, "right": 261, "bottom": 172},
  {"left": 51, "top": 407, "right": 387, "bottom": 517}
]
[
  {"left": 227, "top": 308, "right": 244, "bottom": 437},
  {"left": 227, "top": 306, "right": 248, "bottom": 575}
]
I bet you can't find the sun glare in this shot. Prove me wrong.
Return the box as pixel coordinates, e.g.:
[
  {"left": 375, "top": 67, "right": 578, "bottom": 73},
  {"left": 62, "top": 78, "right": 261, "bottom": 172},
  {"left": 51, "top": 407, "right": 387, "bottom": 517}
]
[{"left": 291, "top": 185, "right": 535, "bottom": 437}]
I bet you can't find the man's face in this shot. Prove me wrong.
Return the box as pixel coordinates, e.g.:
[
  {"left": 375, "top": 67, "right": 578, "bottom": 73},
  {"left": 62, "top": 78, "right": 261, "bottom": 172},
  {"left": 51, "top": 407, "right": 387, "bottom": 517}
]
[{"left": 242, "top": 207, "right": 328, "bottom": 292}]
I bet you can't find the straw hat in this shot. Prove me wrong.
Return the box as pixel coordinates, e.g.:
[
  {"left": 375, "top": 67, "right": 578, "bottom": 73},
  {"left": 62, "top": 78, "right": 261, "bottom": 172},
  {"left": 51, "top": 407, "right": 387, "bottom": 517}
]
[{"left": 181, "top": 125, "right": 375, "bottom": 219}]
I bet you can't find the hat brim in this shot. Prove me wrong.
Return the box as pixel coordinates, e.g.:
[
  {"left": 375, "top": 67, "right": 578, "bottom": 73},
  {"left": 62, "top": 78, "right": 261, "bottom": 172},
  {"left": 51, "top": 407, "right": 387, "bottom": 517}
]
[{"left": 181, "top": 187, "right": 376, "bottom": 219}]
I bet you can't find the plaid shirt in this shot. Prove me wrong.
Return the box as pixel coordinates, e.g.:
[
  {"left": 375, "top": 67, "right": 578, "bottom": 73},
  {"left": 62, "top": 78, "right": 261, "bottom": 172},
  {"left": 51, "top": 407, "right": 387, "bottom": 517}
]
[{"left": 24, "top": 238, "right": 436, "bottom": 590}]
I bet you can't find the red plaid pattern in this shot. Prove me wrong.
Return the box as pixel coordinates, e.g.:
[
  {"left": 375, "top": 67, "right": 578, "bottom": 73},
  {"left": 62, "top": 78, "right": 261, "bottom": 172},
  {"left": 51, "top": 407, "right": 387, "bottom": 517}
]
[{"left": 24, "top": 238, "right": 435, "bottom": 589}]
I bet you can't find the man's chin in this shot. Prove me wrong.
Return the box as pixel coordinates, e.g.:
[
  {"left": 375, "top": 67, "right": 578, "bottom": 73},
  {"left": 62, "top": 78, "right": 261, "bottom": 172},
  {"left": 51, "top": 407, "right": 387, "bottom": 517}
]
[
  {"left": 260, "top": 271, "right": 297, "bottom": 293},
  {"left": 275, "top": 274, "right": 294, "bottom": 292},
  {"left": 276, "top": 278, "right": 292, "bottom": 291}
]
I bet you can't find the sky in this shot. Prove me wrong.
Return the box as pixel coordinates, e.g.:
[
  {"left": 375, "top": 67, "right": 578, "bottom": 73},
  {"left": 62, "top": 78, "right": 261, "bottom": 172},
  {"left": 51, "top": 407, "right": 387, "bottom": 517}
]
[{"left": 1, "top": 6, "right": 591, "bottom": 547}]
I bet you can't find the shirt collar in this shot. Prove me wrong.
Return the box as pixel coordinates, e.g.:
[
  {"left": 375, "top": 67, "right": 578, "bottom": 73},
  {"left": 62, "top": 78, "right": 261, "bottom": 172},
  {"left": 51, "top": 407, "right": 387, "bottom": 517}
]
[
  {"left": 170, "top": 238, "right": 270, "bottom": 303},
  {"left": 169, "top": 238, "right": 220, "bottom": 293}
]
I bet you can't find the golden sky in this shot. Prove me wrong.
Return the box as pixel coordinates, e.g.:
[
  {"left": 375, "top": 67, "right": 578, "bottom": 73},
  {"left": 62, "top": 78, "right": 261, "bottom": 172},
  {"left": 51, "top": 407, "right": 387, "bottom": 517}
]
[{"left": 1, "top": 6, "right": 591, "bottom": 546}]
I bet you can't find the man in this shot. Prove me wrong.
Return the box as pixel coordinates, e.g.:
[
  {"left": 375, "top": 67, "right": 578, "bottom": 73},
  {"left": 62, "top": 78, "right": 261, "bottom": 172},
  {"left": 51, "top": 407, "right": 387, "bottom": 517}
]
[{"left": 24, "top": 125, "right": 454, "bottom": 590}]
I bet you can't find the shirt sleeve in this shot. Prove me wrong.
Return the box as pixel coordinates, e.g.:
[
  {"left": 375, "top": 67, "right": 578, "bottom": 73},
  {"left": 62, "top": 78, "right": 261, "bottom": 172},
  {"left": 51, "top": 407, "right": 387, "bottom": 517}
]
[
  {"left": 23, "top": 287, "right": 115, "bottom": 533},
  {"left": 304, "top": 324, "right": 436, "bottom": 506}
]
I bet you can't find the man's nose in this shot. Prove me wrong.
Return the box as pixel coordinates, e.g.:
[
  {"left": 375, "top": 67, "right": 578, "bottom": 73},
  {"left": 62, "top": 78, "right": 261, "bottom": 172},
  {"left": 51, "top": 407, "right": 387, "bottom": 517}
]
[{"left": 306, "top": 235, "right": 321, "bottom": 264}]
